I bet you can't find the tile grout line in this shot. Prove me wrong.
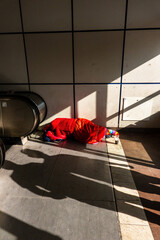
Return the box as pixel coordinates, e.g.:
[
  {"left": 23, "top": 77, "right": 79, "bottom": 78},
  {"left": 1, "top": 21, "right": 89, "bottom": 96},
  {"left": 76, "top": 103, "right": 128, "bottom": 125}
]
[
  {"left": 18, "top": 0, "right": 31, "bottom": 91},
  {"left": 41, "top": 142, "right": 65, "bottom": 198},
  {"left": 106, "top": 142, "right": 122, "bottom": 240},
  {"left": 118, "top": 0, "right": 128, "bottom": 128}
]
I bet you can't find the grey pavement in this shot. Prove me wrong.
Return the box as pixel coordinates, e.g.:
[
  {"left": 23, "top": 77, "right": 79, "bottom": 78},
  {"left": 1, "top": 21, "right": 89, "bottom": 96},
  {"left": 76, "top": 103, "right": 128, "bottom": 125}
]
[{"left": 0, "top": 139, "right": 121, "bottom": 240}]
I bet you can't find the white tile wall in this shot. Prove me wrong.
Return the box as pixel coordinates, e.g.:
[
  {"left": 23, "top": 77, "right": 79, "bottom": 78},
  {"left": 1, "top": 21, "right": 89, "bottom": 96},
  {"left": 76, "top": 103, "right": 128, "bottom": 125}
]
[
  {"left": 106, "top": 85, "right": 120, "bottom": 128},
  {"left": 25, "top": 33, "right": 73, "bottom": 83},
  {"left": 74, "top": 32, "right": 123, "bottom": 83},
  {"left": 21, "top": 0, "right": 72, "bottom": 32},
  {"left": 127, "top": 0, "right": 160, "bottom": 28},
  {"left": 0, "top": 34, "right": 28, "bottom": 84},
  {"left": 0, "top": 0, "right": 22, "bottom": 32},
  {"left": 30, "top": 85, "right": 74, "bottom": 126},
  {"left": 123, "top": 31, "right": 160, "bottom": 83},
  {"left": 119, "top": 85, "right": 160, "bottom": 128},
  {"left": 74, "top": 0, "right": 126, "bottom": 30},
  {"left": 0, "top": 1, "right": 159, "bottom": 129},
  {"left": 0, "top": 85, "right": 29, "bottom": 92},
  {"left": 75, "top": 84, "right": 119, "bottom": 127}
]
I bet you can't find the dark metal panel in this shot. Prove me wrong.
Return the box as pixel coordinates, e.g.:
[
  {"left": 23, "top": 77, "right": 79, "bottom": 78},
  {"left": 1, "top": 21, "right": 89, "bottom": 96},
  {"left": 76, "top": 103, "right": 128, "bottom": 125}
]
[
  {"left": 0, "top": 138, "right": 5, "bottom": 168},
  {"left": 0, "top": 92, "right": 47, "bottom": 137},
  {"left": 15, "top": 91, "right": 47, "bottom": 123},
  {"left": 1, "top": 98, "right": 37, "bottom": 137},
  {"left": 0, "top": 101, "right": 3, "bottom": 136}
]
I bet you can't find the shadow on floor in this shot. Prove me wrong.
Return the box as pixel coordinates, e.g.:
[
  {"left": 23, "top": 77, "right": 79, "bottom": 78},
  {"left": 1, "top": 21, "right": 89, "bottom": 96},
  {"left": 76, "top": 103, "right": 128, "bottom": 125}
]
[
  {"left": 0, "top": 210, "right": 62, "bottom": 240},
  {"left": 3, "top": 147, "right": 160, "bottom": 226},
  {"left": 119, "top": 132, "right": 160, "bottom": 232}
]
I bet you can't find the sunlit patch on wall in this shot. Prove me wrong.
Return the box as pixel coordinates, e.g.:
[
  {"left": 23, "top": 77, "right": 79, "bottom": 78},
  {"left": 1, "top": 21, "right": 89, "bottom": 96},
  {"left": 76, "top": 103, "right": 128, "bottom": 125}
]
[
  {"left": 123, "top": 54, "right": 160, "bottom": 82},
  {"left": 122, "top": 97, "right": 153, "bottom": 121},
  {"left": 40, "top": 106, "right": 71, "bottom": 126},
  {"left": 77, "top": 91, "right": 97, "bottom": 120}
]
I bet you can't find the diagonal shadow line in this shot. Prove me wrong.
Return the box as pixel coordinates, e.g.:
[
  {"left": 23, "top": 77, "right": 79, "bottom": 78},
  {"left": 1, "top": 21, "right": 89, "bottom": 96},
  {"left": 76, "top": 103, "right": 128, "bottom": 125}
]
[
  {"left": 0, "top": 210, "right": 62, "bottom": 240},
  {"left": 107, "top": 152, "right": 155, "bottom": 164},
  {"left": 106, "top": 90, "right": 160, "bottom": 122},
  {"left": 27, "top": 137, "right": 156, "bottom": 170},
  {"left": 80, "top": 147, "right": 156, "bottom": 168}
]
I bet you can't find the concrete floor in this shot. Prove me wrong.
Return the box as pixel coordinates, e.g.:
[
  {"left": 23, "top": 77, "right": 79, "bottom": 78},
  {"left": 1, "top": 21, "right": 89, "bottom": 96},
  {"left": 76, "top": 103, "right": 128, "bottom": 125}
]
[
  {"left": 120, "top": 132, "right": 160, "bottom": 240},
  {"left": 0, "top": 132, "right": 159, "bottom": 240}
]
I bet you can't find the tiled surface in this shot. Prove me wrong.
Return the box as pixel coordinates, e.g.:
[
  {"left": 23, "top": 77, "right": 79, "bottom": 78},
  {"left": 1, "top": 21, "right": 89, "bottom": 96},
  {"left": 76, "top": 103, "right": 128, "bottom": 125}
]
[
  {"left": 1, "top": 133, "right": 157, "bottom": 240},
  {"left": 119, "top": 85, "right": 160, "bottom": 128},
  {"left": 123, "top": 31, "right": 160, "bottom": 83},
  {"left": 75, "top": 84, "right": 120, "bottom": 127},
  {"left": 105, "top": 84, "right": 120, "bottom": 128},
  {"left": 74, "top": 32, "right": 123, "bottom": 83},
  {"left": 46, "top": 142, "right": 113, "bottom": 201},
  {"left": 73, "top": 0, "right": 126, "bottom": 30},
  {"left": 107, "top": 137, "right": 154, "bottom": 240},
  {"left": 25, "top": 33, "right": 73, "bottom": 83},
  {"left": 0, "top": 197, "right": 119, "bottom": 240},
  {"left": 0, "top": 1, "right": 160, "bottom": 130},
  {"left": 120, "top": 225, "right": 156, "bottom": 240},
  {"left": 0, "top": 140, "right": 120, "bottom": 240},
  {"left": 0, "top": 141, "right": 61, "bottom": 198},
  {"left": 21, "top": 0, "right": 72, "bottom": 31},
  {"left": 120, "top": 132, "right": 160, "bottom": 240},
  {"left": 0, "top": 0, "right": 21, "bottom": 33},
  {"left": 117, "top": 200, "right": 149, "bottom": 225},
  {"left": 0, "top": 34, "right": 28, "bottom": 84},
  {"left": 0, "top": 85, "right": 29, "bottom": 92},
  {"left": 114, "top": 182, "right": 140, "bottom": 201},
  {"left": 30, "top": 85, "right": 74, "bottom": 125},
  {"left": 127, "top": 0, "right": 160, "bottom": 28}
]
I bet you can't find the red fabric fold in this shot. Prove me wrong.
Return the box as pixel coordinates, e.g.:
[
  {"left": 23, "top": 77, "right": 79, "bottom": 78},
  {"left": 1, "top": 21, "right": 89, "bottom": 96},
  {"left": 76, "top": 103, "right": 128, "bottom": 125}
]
[{"left": 44, "top": 118, "right": 106, "bottom": 144}]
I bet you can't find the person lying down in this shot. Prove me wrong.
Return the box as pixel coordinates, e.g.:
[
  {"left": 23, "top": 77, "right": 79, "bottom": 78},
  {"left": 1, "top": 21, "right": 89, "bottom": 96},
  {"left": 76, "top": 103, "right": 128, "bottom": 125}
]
[{"left": 43, "top": 118, "right": 119, "bottom": 144}]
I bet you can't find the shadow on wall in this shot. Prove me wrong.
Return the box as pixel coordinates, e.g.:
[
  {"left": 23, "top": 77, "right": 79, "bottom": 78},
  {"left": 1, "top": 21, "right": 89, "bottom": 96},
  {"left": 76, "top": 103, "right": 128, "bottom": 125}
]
[
  {"left": 0, "top": 75, "right": 29, "bottom": 92},
  {"left": 38, "top": 86, "right": 160, "bottom": 132},
  {"left": 122, "top": 31, "right": 160, "bottom": 79},
  {"left": 74, "top": 85, "right": 108, "bottom": 126},
  {"left": 107, "top": 90, "right": 160, "bottom": 127},
  {"left": 130, "top": 111, "right": 160, "bottom": 128},
  {"left": 39, "top": 89, "right": 160, "bottom": 130},
  {"left": 0, "top": 210, "right": 62, "bottom": 240},
  {"left": 1, "top": 30, "right": 160, "bottom": 129},
  {"left": 40, "top": 31, "right": 160, "bottom": 127},
  {"left": 3, "top": 148, "right": 160, "bottom": 226}
]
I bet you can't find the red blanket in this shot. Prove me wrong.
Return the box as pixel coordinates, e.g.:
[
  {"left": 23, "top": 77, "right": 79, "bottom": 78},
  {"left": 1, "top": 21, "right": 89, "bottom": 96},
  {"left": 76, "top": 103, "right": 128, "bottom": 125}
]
[{"left": 44, "top": 118, "right": 106, "bottom": 144}]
